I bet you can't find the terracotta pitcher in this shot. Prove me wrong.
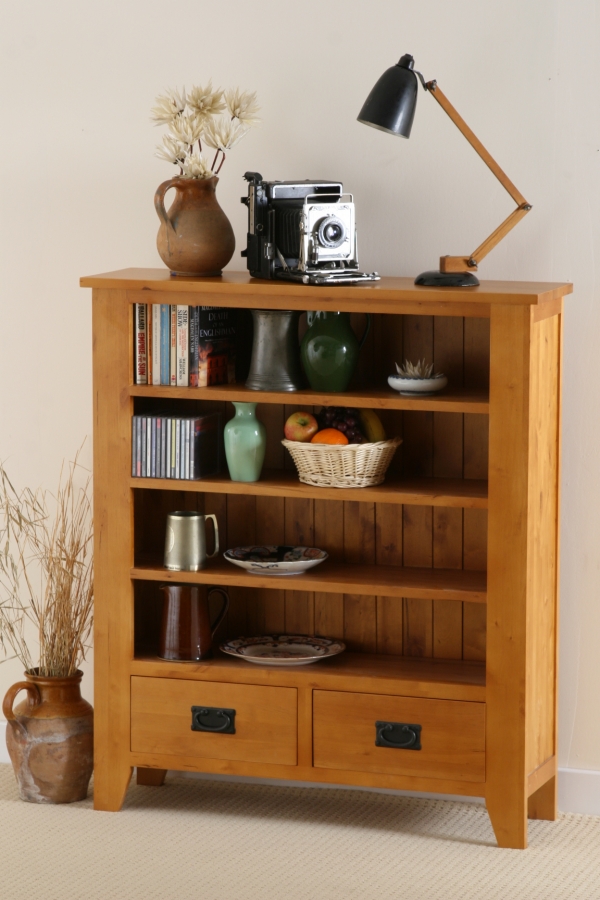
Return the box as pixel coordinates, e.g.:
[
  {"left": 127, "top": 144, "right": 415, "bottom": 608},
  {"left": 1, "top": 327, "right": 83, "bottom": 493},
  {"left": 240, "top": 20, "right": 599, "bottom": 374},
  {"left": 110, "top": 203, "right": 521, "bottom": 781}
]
[
  {"left": 154, "top": 175, "right": 235, "bottom": 276},
  {"left": 3, "top": 670, "right": 93, "bottom": 803}
]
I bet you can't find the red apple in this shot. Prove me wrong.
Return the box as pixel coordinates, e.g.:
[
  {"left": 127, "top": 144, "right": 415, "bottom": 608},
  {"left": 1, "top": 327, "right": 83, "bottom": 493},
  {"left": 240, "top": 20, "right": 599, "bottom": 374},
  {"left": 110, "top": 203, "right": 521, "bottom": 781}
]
[{"left": 284, "top": 411, "right": 319, "bottom": 442}]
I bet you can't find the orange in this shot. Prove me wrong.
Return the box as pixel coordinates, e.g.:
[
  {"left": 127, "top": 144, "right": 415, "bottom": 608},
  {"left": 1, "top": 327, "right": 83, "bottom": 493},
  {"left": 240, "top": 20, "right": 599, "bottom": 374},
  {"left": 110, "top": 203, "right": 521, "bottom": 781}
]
[{"left": 310, "top": 428, "right": 349, "bottom": 445}]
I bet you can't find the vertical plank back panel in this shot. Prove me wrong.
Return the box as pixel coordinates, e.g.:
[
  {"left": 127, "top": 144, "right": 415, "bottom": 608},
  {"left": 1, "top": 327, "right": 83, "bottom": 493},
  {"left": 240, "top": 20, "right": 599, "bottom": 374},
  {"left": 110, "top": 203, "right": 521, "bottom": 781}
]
[{"left": 343, "top": 501, "right": 377, "bottom": 652}]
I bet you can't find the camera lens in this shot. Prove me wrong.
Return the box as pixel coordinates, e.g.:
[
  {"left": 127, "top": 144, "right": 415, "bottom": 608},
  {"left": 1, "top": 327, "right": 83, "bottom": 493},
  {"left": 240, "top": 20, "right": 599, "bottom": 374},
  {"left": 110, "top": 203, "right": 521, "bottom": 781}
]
[{"left": 316, "top": 216, "right": 347, "bottom": 249}]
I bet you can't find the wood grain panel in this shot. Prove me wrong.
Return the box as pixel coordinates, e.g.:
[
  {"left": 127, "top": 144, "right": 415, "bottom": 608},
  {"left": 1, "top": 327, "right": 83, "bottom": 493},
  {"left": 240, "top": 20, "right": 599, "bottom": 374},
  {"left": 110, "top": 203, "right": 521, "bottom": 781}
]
[
  {"left": 314, "top": 499, "right": 344, "bottom": 638},
  {"left": 284, "top": 497, "right": 315, "bottom": 633},
  {"left": 402, "top": 315, "right": 434, "bottom": 657},
  {"left": 131, "top": 676, "right": 297, "bottom": 766},
  {"left": 255, "top": 495, "right": 285, "bottom": 634},
  {"left": 526, "top": 313, "right": 560, "bottom": 774},
  {"left": 313, "top": 690, "right": 485, "bottom": 782},
  {"left": 224, "top": 494, "right": 256, "bottom": 638},
  {"left": 92, "top": 289, "right": 134, "bottom": 810},
  {"left": 376, "top": 504, "right": 404, "bottom": 655},
  {"left": 343, "top": 501, "right": 377, "bottom": 652}
]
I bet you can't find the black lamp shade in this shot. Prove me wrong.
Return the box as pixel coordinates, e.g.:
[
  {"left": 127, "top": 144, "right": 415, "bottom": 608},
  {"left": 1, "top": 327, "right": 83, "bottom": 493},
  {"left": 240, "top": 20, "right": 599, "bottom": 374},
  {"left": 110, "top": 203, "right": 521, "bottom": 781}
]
[{"left": 357, "top": 54, "right": 418, "bottom": 138}]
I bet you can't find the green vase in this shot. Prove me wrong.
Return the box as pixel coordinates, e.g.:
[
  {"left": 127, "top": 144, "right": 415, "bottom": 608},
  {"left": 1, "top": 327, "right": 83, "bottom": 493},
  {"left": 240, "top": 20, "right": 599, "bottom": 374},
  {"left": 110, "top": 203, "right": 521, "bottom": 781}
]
[
  {"left": 300, "top": 311, "right": 371, "bottom": 392},
  {"left": 224, "top": 402, "right": 266, "bottom": 482}
]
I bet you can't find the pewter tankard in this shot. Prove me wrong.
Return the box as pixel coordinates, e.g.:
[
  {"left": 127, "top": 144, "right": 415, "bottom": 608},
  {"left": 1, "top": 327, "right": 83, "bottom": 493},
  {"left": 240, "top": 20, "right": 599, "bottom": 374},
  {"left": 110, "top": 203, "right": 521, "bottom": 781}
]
[
  {"left": 245, "top": 309, "right": 303, "bottom": 391},
  {"left": 164, "top": 511, "right": 219, "bottom": 571}
]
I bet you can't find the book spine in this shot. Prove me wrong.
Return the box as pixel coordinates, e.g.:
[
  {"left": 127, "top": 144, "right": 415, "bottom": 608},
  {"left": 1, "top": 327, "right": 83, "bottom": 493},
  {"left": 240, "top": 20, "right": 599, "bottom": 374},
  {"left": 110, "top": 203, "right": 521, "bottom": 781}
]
[
  {"left": 146, "top": 417, "right": 151, "bottom": 477},
  {"left": 176, "top": 306, "right": 189, "bottom": 387},
  {"left": 160, "top": 305, "right": 170, "bottom": 385},
  {"left": 147, "top": 309, "right": 153, "bottom": 386},
  {"left": 170, "top": 305, "right": 177, "bottom": 386},
  {"left": 152, "top": 305, "right": 161, "bottom": 385},
  {"left": 151, "top": 417, "right": 157, "bottom": 478},
  {"left": 136, "top": 417, "right": 142, "bottom": 476},
  {"left": 156, "top": 417, "right": 162, "bottom": 479},
  {"left": 190, "top": 418, "right": 197, "bottom": 479},
  {"left": 189, "top": 307, "right": 199, "bottom": 388},
  {"left": 170, "top": 419, "right": 176, "bottom": 478},
  {"left": 140, "top": 416, "right": 146, "bottom": 478},
  {"left": 184, "top": 419, "right": 191, "bottom": 479},
  {"left": 165, "top": 419, "right": 171, "bottom": 478},
  {"left": 134, "top": 304, "right": 148, "bottom": 384},
  {"left": 131, "top": 417, "right": 137, "bottom": 477},
  {"left": 175, "top": 419, "right": 181, "bottom": 479}
]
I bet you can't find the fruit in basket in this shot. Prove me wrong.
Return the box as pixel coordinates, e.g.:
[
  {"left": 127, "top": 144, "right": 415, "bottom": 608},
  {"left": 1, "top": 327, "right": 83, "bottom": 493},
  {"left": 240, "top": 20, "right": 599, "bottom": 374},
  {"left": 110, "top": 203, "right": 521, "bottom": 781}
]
[
  {"left": 310, "top": 428, "right": 349, "bottom": 445},
  {"left": 317, "top": 406, "right": 365, "bottom": 443},
  {"left": 358, "top": 409, "right": 386, "bottom": 443},
  {"left": 284, "top": 411, "right": 319, "bottom": 442}
]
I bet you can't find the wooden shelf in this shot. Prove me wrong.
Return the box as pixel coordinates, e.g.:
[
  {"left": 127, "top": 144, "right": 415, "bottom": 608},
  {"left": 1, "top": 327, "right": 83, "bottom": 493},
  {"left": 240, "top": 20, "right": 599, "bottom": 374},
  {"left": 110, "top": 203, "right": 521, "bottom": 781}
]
[
  {"left": 131, "top": 471, "right": 488, "bottom": 508},
  {"left": 129, "top": 383, "right": 489, "bottom": 414},
  {"left": 130, "top": 652, "right": 486, "bottom": 703},
  {"left": 132, "top": 558, "right": 487, "bottom": 603}
]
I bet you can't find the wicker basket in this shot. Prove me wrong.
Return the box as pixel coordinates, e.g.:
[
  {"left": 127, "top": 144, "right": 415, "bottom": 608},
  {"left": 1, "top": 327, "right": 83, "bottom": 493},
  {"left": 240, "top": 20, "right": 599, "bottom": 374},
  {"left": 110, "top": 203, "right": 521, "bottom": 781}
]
[{"left": 282, "top": 437, "right": 402, "bottom": 488}]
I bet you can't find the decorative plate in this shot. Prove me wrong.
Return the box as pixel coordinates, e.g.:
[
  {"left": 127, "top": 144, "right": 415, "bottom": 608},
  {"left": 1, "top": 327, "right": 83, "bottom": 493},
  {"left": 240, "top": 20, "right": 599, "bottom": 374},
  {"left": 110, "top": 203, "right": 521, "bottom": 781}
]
[
  {"left": 223, "top": 545, "right": 328, "bottom": 575},
  {"left": 387, "top": 374, "right": 448, "bottom": 395},
  {"left": 220, "top": 634, "right": 346, "bottom": 666}
]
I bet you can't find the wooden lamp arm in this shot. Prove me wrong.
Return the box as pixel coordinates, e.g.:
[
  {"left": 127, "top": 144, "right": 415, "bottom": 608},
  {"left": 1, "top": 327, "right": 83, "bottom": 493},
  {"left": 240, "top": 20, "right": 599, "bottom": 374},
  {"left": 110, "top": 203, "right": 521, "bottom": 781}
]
[{"left": 424, "top": 80, "right": 532, "bottom": 273}]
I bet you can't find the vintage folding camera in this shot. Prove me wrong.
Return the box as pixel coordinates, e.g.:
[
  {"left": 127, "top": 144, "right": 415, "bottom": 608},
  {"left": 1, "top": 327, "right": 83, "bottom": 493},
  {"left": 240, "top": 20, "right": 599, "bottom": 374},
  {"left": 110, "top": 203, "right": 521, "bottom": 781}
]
[{"left": 241, "top": 172, "right": 379, "bottom": 285}]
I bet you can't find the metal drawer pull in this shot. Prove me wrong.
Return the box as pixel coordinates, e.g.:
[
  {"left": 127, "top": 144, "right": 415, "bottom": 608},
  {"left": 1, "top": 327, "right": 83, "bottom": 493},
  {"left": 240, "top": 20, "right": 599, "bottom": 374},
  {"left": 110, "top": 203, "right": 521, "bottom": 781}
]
[
  {"left": 375, "top": 721, "right": 422, "bottom": 750},
  {"left": 191, "top": 706, "right": 236, "bottom": 734}
]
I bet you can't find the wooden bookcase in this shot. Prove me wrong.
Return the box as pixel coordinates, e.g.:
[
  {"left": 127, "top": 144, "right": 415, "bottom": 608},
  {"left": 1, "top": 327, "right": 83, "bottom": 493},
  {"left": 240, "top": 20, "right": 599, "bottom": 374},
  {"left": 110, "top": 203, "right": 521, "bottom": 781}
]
[{"left": 81, "top": 268, "right": 571, "bottom": 849}]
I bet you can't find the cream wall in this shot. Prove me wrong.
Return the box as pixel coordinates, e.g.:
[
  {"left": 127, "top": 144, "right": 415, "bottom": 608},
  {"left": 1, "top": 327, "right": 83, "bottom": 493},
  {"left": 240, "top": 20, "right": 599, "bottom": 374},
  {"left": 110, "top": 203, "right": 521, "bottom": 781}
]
[{"left": 1, "top": 1, "right": 598, "bottom": 800}]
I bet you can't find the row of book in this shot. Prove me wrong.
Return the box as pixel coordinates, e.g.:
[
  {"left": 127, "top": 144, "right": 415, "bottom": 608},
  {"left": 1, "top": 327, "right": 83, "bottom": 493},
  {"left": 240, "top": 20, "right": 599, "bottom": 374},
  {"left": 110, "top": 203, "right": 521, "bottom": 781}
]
[
  {"left": 132, "top": 413, "right": 222, "bottom": 480},
  {"left": 134, "top": 304, "right": 236, "bottom": 388}
]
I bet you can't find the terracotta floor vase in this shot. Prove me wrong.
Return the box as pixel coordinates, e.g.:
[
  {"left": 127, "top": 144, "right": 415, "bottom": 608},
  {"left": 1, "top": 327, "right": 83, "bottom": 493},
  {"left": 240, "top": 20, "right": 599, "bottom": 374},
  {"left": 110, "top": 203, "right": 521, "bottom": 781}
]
[
  {"left": 155, "top": 175, "right": 235, "bottom": 276},
  {"left": 3, "top": 670, "right": 93, "bottom": 803}
]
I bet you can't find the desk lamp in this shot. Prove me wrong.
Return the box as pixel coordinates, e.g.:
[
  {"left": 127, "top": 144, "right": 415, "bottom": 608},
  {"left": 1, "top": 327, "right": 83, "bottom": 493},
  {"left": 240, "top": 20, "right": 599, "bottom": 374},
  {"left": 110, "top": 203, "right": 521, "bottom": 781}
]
[{"left": 357, "top": 54, "right": 531, "bottom": 286}]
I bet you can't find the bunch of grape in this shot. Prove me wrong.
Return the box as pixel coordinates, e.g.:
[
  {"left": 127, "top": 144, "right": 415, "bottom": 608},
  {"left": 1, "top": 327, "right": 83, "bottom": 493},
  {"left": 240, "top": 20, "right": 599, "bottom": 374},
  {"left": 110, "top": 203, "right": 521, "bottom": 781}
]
[{"left": 317, "top": 407, "right": 365, "bottom": 444}]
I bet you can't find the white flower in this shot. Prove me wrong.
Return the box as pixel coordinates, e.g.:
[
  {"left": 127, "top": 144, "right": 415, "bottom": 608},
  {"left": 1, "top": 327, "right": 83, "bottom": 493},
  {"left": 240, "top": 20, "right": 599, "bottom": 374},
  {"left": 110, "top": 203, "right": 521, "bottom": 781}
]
[
  {"left": 203, "top": 117, "right": 248, "bottom": 152},
  {"left": 225, "top": 88, "right": 260, "bottom": 126},
  {"left": 180, "top": 151, "right": 212, "bottom": 179},
  {"left": 150, "top": 87, "right": 187, "bottom": 125},
  {"left": 155, "top": 134, "right": 187, "bottom": 165},
  {"left": 168, "top": 112, "right": 205, "bottom": 147},
  {"left": 188, "top": 82, "right": 225, "bottom": 117}
]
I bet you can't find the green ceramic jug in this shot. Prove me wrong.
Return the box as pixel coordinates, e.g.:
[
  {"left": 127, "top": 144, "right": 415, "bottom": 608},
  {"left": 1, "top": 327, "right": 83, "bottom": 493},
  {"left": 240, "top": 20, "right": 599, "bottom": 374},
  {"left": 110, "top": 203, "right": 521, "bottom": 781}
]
[
  {"left": 300, "top": 311, "right": 371, "bottom": 392},
  {"left": 223, "top": 402, "right": 266, "bottom": 482}
]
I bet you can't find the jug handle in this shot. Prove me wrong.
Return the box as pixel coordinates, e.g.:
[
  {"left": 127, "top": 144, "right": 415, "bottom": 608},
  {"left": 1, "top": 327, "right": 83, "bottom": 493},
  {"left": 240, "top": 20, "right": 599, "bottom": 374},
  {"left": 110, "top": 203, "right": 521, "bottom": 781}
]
[
  {"left": 2, "top": 681, "right": 41, "bottom": 721},
  {"left": 204, "top": 514, "right": 220, "bottom": 559},
  {"left": 154, "top": 178, "right": 178, "bottom": 236},
  {"left": 208, "top": 588, "right": 230, "bottom": 638},
  {"left": 359, "top": 313, "right": 372, "bottom": 351}
]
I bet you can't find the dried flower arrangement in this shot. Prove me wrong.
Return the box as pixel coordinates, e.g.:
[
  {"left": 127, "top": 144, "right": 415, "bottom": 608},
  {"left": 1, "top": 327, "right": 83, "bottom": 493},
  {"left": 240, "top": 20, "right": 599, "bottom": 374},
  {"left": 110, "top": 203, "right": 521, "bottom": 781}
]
[
  {"left": 152, "top": 83, "right": 260, "bottom": 179},
  {"left": 395, "top": 359, "right": 445, "bottom": 380},
  {"left": 0, "top": 449, "right": 93, "bottom": 677}
]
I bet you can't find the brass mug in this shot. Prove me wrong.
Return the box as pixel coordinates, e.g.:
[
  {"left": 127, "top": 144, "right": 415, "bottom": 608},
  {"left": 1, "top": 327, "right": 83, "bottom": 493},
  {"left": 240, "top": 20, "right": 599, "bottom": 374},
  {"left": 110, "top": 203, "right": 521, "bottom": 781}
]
[
  {"left": 164, "top": 511, "right": 219, "bottom": 571},
  {"left": 159, "top": 584, "right": 229, "bottom": 661}
]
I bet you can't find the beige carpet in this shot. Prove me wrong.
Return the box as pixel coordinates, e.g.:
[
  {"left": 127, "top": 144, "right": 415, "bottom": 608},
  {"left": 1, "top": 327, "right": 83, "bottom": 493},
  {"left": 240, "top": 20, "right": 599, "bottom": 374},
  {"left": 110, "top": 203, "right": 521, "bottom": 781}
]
[{"left": 1, "top": 765, "right": 599, "bottom": 900}]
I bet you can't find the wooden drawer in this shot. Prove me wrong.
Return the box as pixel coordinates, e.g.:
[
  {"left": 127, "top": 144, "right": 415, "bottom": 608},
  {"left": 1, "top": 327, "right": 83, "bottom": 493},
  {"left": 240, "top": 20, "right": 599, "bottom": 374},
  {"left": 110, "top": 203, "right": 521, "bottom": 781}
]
[
  {"left": 131, "top": 676, "right": 297, "bottom": 766},
  {"left": 313, "top": 690, "right": 485, "bottom": 783}
]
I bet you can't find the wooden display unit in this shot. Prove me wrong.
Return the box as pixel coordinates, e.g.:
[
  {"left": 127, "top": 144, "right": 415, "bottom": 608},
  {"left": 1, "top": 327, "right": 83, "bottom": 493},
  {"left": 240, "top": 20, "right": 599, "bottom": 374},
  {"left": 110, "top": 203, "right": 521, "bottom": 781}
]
[{"left": 81, "top": 268, "right": 571, "bottom": 849}]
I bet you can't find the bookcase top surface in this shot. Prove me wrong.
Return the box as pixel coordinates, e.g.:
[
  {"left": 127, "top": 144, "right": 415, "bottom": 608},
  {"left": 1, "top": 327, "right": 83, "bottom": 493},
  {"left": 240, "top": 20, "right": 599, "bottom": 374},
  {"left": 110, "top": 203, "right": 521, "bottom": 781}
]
[{"left": 80, "top": 267, "right": 572, "bottom": 308}]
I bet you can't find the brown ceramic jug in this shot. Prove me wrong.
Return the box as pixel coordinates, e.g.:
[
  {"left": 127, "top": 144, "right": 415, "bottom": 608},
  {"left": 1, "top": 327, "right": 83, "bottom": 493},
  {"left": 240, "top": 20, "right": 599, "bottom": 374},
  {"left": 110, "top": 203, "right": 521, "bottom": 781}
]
[
  {"left": 154, "top": 175, "right": 235, "bottom": 276},
  {"left": 3, "top": 670, "right": 93, "bottom": 803},
  {"left": 159, "top": 584, "right": 229, "bottom": 661}
]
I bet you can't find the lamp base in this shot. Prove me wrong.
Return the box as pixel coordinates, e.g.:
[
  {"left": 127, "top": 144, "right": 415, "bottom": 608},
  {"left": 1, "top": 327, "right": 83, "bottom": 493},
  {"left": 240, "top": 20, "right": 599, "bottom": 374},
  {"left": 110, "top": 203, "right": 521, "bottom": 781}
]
[{"left": 415, "top": 269, "right": 480, "bottom": 287}]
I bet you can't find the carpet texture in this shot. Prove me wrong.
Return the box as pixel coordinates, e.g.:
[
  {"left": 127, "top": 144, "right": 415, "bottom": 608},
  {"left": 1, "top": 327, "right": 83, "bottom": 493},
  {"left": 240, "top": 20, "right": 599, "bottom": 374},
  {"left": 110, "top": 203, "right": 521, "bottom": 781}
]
[{"left": 1, "top": 764, "right": 599, "bottom": 900}]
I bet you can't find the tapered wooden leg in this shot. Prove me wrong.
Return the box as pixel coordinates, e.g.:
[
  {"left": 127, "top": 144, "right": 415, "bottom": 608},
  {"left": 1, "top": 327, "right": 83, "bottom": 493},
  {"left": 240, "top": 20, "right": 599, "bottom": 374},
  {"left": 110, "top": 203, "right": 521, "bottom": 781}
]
[
  {"left": 486, "top": 789, "right": 528, "bottom": 849},
  {"left": 137, "top": 767, "right": 168, "bottom": 787},
  {"left": 93, "top": 762, "right": 133, "bottom": 811},
  {"left": 528, "top": 775, "right": 557, "bottom": 821}
]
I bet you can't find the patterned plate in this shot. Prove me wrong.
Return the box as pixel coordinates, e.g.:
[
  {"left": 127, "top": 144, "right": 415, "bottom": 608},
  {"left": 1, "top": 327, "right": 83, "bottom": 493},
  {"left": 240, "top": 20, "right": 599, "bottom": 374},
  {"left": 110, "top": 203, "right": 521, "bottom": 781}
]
[
  {"left": 220, "top": 634, "right": 346, "bottom": 666},
  {"left": 223, "top": 545, "right": 328, "bottom": 575}
]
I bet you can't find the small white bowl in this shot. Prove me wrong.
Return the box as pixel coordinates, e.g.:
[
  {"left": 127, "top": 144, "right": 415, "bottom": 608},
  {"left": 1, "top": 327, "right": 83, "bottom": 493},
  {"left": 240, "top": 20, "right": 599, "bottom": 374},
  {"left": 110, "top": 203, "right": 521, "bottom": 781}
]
[{"left": 388, "top": 374, "right": 448, "bottom": 395}]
